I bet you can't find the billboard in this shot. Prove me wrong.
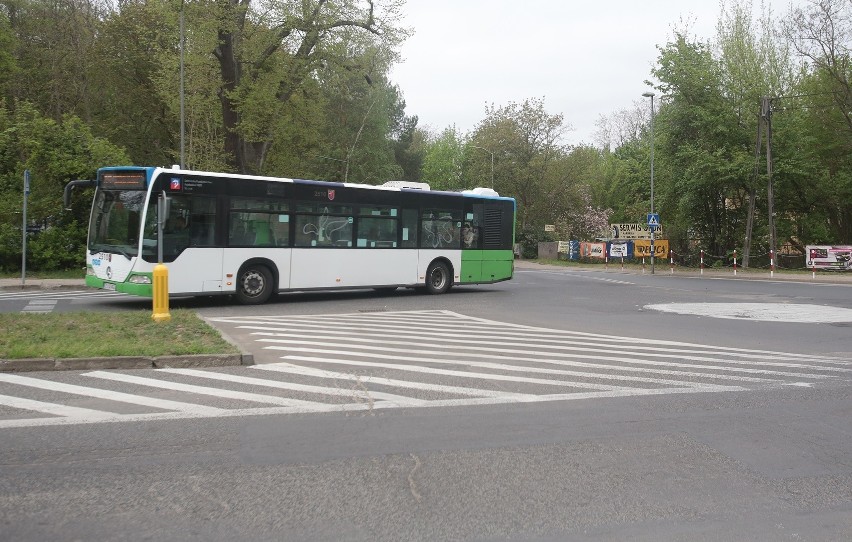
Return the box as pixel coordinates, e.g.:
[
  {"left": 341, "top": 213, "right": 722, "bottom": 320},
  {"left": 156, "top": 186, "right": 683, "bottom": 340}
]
[
  {"left": 633, "top": 240, "right": 669, "bottom": 258},
  {"left": 580, "top": 242, "right": 606, "bottom": 259},
  {"left": 806, "top": 245, "right": 852, "bottom": 271},
  {"left": 610, "top": 223, "right": 663, "bottom": 240},
  {"left": 609, "top": 241, "right": 630, "bottom": 257}
]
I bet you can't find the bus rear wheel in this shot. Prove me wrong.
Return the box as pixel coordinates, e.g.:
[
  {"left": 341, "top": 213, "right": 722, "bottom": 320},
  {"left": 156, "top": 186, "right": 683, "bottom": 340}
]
[
  {"left": 236, "top": 264, "right": 273, "bottom": 305},
  {"left": 425, "top": 261, "right": 452, "bottom": 294}
]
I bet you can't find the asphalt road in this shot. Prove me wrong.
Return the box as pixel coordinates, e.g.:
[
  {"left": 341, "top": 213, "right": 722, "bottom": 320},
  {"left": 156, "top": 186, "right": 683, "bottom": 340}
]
[{"left": 1, "top": 264, "right": 851, "bottom": 541}]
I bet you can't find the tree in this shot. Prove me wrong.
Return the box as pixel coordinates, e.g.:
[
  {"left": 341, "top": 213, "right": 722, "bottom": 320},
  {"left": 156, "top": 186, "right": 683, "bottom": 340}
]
[
  {"left": 471, "top": 98, "right": 567, "bottom": 231},
  {"left": 390, "top": 114, "right": 424, "bottom": 182},
  {"left": 0, "top": 102, "right": 128, "bottom": 271},
  {"left": 785, "top": 0, "right": 852, "bottom": 132},
  {"left": 211, "top": 0, "right": 407, "bottom": 174},
  {"left": 421, "top": 126, "right": 464, "bottom": 190},
  {"left": 651, "top": 33, "right": 755, "bottom": 256}
]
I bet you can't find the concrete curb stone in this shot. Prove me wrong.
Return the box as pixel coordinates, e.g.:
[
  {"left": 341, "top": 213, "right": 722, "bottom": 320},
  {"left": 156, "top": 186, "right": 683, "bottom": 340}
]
[{"left": 0, "top": 353, "right": 252, "bottom": 373}]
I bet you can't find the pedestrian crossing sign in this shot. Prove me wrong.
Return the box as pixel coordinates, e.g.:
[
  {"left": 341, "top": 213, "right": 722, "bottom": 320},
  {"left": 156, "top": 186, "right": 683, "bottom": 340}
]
[{"left": 647, "top": 213, "right": 660, "bottom": 228}]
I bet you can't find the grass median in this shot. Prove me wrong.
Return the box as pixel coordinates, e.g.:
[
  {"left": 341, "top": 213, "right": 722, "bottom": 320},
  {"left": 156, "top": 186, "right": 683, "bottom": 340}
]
[{"left": 0, "top": 309, "right": 239, "bottom": 360}]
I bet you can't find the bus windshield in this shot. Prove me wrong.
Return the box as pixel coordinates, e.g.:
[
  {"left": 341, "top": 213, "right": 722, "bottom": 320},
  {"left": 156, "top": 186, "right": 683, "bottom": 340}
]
[{"left": 89, "top": 189, "right": 148, "bottom": 259}]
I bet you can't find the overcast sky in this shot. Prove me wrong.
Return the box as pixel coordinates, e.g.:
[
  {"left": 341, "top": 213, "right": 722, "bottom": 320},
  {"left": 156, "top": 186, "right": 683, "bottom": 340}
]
[{"left": 388, "top": 0, "right": 800, "bottom": 146}]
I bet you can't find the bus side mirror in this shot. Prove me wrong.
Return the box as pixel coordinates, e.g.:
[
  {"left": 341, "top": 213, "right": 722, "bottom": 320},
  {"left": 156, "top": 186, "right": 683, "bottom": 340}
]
[
  {"left": 63, "top": 179, "right": 96, "bottom": 210},
  {"left": 158, "top": 191, "right": 171, "bottom": 227}
]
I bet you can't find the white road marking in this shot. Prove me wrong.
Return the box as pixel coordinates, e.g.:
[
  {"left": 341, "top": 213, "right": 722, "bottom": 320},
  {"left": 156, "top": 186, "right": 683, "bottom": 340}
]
[
  {"left": 222, "top": 313, "right": 847, "bottom": 364},
  {"left": 1, "top": 309, "right": 849, "bottom": 429},
  {"left": 0, "top": 373, "right": 223, "bottom": 415},
  {"left": 646, "top": 303, "right": 852, "bottom": 323},
  {"left": 0, "top": 393, "right": 116, "bottom": 420},
  {"left": 258, "top": 339, "right": 842, "bottom": 381},
  {"left": 263, "top": 351, "right": 646, "bottom": 392},
  {"left": 160, "top": 367, "right": 423, "bottom": 406},
  {"left": 83, "top": 371, "right": 323, "bottom": 408},
  {"left": 21, "top": 300, "right": 58, "bottom": 313},
  {"left": 0, "top": 289, "right": 124, "bottom": 301},
  {"left": 252, "top": 362, "right": 539, "bottom": 399}
]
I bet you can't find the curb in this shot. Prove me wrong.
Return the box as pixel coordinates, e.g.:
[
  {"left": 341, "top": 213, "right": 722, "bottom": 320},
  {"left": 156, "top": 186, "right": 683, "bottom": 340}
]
[
  {"left": 513, "top": 260, "right": 852, "bottom": 284},
  {"left": 0, "top": 353, "right": 254, "bottom": 373},
  {"left": 0, "top": 284, "right": 87, "bottom": 291}
]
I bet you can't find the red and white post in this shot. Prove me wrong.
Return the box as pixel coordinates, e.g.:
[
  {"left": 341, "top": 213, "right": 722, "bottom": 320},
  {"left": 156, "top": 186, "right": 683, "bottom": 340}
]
[
  {"left": 700, "top": 249, "right": 704, "bottom": 276},
  {"left": 733, "top": 249, "right": 738, "bottom": 276},
  {"left": 770, "top": 249, "right": 775, "bottom": 278}
]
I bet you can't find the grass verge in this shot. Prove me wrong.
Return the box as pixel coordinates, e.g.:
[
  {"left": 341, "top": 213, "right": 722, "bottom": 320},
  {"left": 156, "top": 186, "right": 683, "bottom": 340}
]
[{"left": 0, "top": 309, "right": 239, "bottom": 359}]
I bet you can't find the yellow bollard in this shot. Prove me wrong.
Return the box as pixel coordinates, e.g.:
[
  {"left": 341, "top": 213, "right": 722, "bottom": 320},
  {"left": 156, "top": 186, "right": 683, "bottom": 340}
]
[{"left": 151, "top": 263, "right": 171, "bottom": 322}]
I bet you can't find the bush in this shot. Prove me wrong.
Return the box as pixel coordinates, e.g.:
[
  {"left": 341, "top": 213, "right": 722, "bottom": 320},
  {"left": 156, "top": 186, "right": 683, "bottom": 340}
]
[{"left": 28, "top": 222, "right": 86, "bottom": 271}]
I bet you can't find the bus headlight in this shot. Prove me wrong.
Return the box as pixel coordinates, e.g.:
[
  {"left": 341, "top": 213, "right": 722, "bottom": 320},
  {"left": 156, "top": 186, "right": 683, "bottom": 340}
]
[{"left": 128, "top": 274, "right": 152, "bottom": 284}]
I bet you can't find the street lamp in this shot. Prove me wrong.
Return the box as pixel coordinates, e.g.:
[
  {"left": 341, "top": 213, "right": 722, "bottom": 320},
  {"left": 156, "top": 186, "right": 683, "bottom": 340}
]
[
  {"left": 179, "top": 0, "right": 186, "bottom": 169},
  {"left": 642, "top": 91, "right": 656, "bottom": 274},
  {"left": 471, "top": 145, "right": 494, "bottom": 189}
]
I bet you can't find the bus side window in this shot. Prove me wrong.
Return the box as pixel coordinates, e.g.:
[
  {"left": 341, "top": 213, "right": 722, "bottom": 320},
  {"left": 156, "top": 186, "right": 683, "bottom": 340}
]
[
  {"left": 229, "top": 218, "right": 249, "bottom": 245},
  {"left": 270, "top": 214, "right": 290, "bottom": 246},
  {"left": 401, "top": 209, "right": 417, "bottom": 248}
]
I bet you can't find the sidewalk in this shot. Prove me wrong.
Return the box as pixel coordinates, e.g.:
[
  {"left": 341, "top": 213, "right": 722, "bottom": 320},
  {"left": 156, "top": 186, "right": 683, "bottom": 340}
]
[
  {"left": 0, "top": 278, "right": 87, "bottom": 290},
  {"left": 514, "top": 259, "right": 852, "bottom": 285}
]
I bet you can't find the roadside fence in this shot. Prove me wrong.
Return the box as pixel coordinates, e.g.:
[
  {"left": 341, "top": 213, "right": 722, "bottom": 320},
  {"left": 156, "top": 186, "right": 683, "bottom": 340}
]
[{"left": 541, "top": 241, "right": 852, "bottom": 280}]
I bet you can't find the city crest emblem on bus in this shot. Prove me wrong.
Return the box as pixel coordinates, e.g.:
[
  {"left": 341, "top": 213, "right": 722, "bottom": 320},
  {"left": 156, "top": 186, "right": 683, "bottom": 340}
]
[{"left": 327, "top": 189, "right": 335, "bottom": 201}]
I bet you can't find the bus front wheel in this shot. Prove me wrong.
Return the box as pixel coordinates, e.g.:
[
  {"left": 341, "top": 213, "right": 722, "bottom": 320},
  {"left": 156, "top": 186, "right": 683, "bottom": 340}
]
[
  {"left": 236, "top": 264, "right": 273, "bottom": 305},
  {"left": 425, "top": 261, "right": 452, "bottom": 294}
]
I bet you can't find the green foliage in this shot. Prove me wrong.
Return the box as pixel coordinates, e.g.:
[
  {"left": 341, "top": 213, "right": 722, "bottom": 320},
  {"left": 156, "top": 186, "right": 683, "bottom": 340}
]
[
  {"left": 516, "top": 227, "right": 556, "bottom": 259},
  {"left": 422, "top": 127, "right": 464, "bottom": 190},
  {"left": 0, "top": 102, "right": 128, "bottom": 272},
  {"left": 27, "top": 221, "right": 87, "bottom": 271},
  {"left": 1, "top": 0, "right": 851, "bottom": 277}
]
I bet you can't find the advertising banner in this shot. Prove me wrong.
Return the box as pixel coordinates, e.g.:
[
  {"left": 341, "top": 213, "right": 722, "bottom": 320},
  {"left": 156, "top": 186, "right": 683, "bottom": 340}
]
[
  {"left": 557, "top": 240, "right": 580, "bottom": 260},
  {"left": 610, "top": 223, "right": 663, "bottom": 240},
  {"left": 580, "top": 242, "right": 606, "bottom": 259},
  {"left": 609, "top": 241, "right": 630, "bottom": 257},
  {"left": 806, "top": 245, "right": 852, "bottom": 271},
  {"left": 633, "top": 239, "right": 669, "bottom": 258}
]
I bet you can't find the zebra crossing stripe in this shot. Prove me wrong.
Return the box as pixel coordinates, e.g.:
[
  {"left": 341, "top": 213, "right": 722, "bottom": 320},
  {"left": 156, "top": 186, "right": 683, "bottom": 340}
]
[
  {"left": 252, "top": 362, "right": 539, "bottom": 399},
  {"left": 22, "top": 300, "right": 57, "bottom": 313},
  {"left": 83, "top": 371, "right": 323, "bottom": 408},
  {"left": 159, "top": 368, "right": 424, "bottom": 406},
  {"left": 249, "top": 331, "right": 781, "bottom": 384},
  {"left": 0, "top": 373, "right": 223, "bottom": 415},
  {"left": 257, "top": 339, "right": 834, "bottom": 382},
  {"left": 218, "top": 312, "right": 848, "bottom": 365},
  {"left": 265, "top": 352, "right": 639, "bottom": 392},
  {"left": 0, "top": 393, "right": 116, "bottom": 420}
]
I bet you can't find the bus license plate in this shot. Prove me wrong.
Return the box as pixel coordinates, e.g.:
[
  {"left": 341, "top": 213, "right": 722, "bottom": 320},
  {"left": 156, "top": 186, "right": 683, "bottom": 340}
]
[{"left": 104, "top": 283, "right": 116, "bottom": 291}]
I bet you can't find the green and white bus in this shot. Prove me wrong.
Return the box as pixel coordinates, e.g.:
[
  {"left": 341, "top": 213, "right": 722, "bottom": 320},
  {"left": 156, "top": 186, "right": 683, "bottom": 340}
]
[{"left": 66, "top": 166, "right": 516, "bottom": 304}]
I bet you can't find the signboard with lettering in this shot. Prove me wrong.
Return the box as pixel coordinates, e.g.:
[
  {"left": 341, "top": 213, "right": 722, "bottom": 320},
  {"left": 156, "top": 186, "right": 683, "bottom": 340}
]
[
  {"left": 609, "top": 241, "right": 629, "bottom": 257},
  {"left": 580, "top": 242, "right": 606, "bottom": 259},
  {"left": 806, "top": 245, "right": 852, "bottom": 271},
  {"left": 610, "top": 223, "right": 663, "bottom": 240},
  {"left": 633, "top": 239, "right": 669, "bottom": 258}
]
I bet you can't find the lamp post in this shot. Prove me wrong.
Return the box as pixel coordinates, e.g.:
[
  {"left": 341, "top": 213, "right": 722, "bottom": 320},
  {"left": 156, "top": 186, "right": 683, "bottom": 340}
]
[
  {"left": 471, "top": 145, "right": 494, "bottom": 189},
  {"left": 179, "top": 0, "right": 185, "bottom": 169},
  {"left": 642, "top": 91, "right": 656, "bottom": 274}
]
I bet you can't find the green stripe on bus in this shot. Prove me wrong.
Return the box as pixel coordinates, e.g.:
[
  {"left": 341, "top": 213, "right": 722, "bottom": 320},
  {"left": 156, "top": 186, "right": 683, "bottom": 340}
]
[
  {"left": 86, "top": 276, "right": 153, "bottom": 297},
  {"left": 460, "top": 249, "right": 513, "bottom": 283}
]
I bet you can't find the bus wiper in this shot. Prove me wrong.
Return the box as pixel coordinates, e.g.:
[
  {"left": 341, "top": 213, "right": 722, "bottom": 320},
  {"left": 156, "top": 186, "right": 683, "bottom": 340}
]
[
  {"left": 89, "top": 244, "right": 133, "bottom": 260},
  {"left": 112, "top": 246, "right": 133, "bottom": 260}
]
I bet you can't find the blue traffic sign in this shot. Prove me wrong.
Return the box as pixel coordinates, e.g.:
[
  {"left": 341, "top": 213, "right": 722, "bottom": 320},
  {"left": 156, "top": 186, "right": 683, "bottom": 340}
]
[{"left": 647, "top": 213, "right": 660, "bottom": 227}]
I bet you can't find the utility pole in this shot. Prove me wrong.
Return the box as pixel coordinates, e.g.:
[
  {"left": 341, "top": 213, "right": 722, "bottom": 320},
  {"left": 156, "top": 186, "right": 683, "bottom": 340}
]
[
  {"left": 743, "top": 96, "right": 776, "bottom": 269},
  {"left": 763, "top": 97, "right": 777, "bottom": 270}
]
